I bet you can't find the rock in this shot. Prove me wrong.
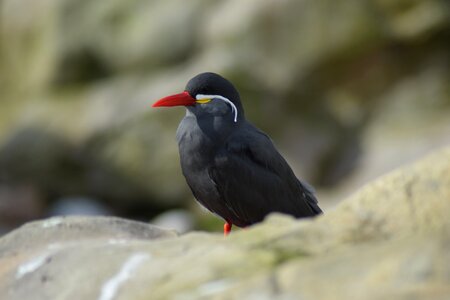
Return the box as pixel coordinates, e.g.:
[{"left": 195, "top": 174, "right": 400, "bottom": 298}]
[
  {"left": 0, "top": 216, "right": 177, "bottom": 255},
  {"left": 0, "top": 147, "right": 449, "bottom": 299},
  {"left": 48, "top": 196, "right": 112, "bottom": 216},
  {"left": 151, "top": 209, "right": 195, "bottom": 234},
  {"left": 0, "top": 184, "right": 45, "bottom": 233}
]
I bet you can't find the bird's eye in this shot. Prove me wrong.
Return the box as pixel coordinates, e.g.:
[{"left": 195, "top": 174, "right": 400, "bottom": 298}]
[
  {"left": 196, "top": 98, "right": 211, "bottom": 104},
  {"left": 195, "top": 94, "right": 238, "bottom": 122}
]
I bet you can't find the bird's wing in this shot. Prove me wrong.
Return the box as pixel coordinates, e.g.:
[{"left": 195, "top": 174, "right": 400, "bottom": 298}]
[{"left": 209, "top": 123, "right": 320, "bottom": 226}]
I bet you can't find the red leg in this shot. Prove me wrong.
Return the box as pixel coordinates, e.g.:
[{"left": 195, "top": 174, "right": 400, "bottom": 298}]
[{"left": 224, "top": 221, "right": 232, "bottom": 236}]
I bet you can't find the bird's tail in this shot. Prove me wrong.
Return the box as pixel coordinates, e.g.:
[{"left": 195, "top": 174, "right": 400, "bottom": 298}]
[{"left": 300, "top": 180, "right": 323, "bottom": 215}]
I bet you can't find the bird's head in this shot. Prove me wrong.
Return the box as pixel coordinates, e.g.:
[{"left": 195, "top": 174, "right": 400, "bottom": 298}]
[{"left": 152, "top": 72, "right": 244, "bottom": 123}]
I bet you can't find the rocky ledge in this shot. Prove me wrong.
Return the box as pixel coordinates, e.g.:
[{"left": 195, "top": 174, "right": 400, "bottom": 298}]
[{"left": 0, "top": 147, "right": 449, "bottom": 300}]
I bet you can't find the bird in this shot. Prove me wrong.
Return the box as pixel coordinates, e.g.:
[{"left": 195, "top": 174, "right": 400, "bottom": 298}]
[{"left": 152, "top": 72, "right": 322, "bottom": 235}]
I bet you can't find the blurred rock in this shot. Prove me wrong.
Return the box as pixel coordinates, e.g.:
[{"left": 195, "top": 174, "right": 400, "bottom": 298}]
[
  {"left": 0, "top": 128, "right": 173, "bottom": 213},
  {"left": 343, "top": 60, "right": 450, "bottom": 193},
  {"left": 48, "top": 196, "right": 112, "bottom": 216},
  {"left": 0, "top": 184, "right": 45, "bottom": 233},
  {"left": 151, "top": 209, "right": 195, "bottom": 234},
  {"left": 0, "top": 147, "right": 448, "bottom": 299},
  {"left": 0, "top": 0, "right": 449, "bottom": 227}
]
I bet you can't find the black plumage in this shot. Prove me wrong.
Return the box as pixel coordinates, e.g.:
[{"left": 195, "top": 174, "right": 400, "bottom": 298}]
[{"left": 153, "top": 72, "right": 322, "bottom": 233}]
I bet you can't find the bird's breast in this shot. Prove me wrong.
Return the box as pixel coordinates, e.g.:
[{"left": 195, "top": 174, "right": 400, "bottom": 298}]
[{"left": 176, "top": 116, "right": 220, "bottom": 172}]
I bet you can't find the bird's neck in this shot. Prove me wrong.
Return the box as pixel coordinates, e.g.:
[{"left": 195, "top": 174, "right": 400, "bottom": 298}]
[
  {"left": 179, "top": 113, "right": 241, "bottom": 144},
  {"left": 176, "top": 112, "right": 243, "bottom": 167}
]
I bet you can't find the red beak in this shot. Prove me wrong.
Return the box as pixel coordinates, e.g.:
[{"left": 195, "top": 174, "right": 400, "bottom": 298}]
[{"left": 152, "top": 91, "right": 196, "bottom": 107}]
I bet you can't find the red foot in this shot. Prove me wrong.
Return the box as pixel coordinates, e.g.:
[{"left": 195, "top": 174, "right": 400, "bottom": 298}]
[{"left": 224, "top": 221, "right": 232, "bottom": 236}]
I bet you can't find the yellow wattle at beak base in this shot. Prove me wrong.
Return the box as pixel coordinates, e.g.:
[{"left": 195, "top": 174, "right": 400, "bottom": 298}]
[{"left": 196, "top": 98, "right": 211, "bottom": 104}]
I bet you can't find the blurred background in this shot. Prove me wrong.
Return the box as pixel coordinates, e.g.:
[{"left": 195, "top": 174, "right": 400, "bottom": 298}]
[{"left": 0, "top": 0, "right": 449, "bottom": 235}]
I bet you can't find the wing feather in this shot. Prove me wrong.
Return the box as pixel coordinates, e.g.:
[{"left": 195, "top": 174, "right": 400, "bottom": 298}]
[{"left": 209, "top": 123, "right": 320, "bottom": 226}]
